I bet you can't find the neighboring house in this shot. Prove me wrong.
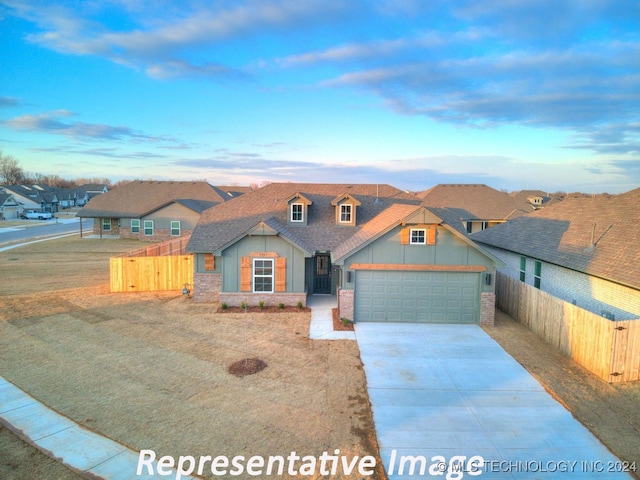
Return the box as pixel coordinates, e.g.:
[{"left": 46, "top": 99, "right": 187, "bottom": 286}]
[
  {"left": 417, "top": 184, "right": 530, "bottom": 233},
  {"left": 39, "top": 190, "right": 60, "bottom": 213},
  {"left": 75, "top": 184, "right": 109, "bottom": 206},
  {"left": 0, "top": 184, "right": 45, "bottom": 212},
  {"left": 0, "top": 184, "right": 108, "bottom": 212},
  {"left": 187, "top": 183, "right": 502, "bottom": 325},
  {"left": 77, "top": 181, "right": 242, "bottom": 241},
  {"left": 472, "top": 187, "right": 640, "bottom": 320},
  {"left": 56, "top": 189, "right": 78, "bottom": 209},
  {"left": 508, "top": 189, "right": 564, "bottom": 210},
  {"left": 0, "top": 193, "right": 20, "bottom": 220}
]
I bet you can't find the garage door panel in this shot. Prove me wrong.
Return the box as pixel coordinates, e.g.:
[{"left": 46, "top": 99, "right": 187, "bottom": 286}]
[{"left": 355, "top": 270, "right": 479, "bottom": 324}]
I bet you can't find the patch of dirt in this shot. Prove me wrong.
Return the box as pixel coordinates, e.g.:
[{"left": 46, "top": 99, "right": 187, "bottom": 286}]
[
  {"left": 0, "top": 237, "right": 386, "bottom": 480},
  {"left": 332, "top": 307, "right": 355, "bottom": 331},
  {"left": 484, "top": 310, "right": 640, "bottom": 478},
  {"left": 228, "top": 357, "right": 268, "bottom": 377}
]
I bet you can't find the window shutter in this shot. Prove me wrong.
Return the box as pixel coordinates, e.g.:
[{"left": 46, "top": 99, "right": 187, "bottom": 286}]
[
  {"left": 240, "top": 256, "right": 252, "bottom": 291},
  {"left": 204, "top": 253, "right": 215, "bottom": 271},
  {"left": 275, "top": 257, "right": 286, "bottom": 292},
  {"left": 427, "top": 226, "right": 437, "bottom": 245},
  {"left": 400, "top": 228, "right": 410, "bottom": 245}
]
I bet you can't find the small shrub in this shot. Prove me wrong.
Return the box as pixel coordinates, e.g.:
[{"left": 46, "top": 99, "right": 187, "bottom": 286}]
[
  {"left": 221, "top": 303, "right": 228, "bottom": 310},
  {"left": 341, "top": 317, "right": 350, "bottom": 326},
  {"left": 241, "top": 301, "right": 247, "bottom": 310},
  {"left": 297, "top": 301, "right": 304, "bottom": 310},
  {"left": 278, "top": 303, "right": 285, "bottom": 310},
  {"left": 258, "top": 301, "right": 265, "bottom": 310}
]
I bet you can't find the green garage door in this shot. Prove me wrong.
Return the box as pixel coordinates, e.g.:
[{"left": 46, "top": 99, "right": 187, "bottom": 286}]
[{"left": 355, "top": 270, "right": 480, "bottom": 323}]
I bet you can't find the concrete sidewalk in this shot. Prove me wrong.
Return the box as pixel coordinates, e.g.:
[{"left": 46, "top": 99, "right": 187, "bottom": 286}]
[
  {"left": 0, "top": 378, "right": 196, "bottom": 480},
  {"left": 307, "top": 294, "right": 355, "bottom": 340},
  {"left": 355, "top": 323, "right": 633, "bottom": 479}
]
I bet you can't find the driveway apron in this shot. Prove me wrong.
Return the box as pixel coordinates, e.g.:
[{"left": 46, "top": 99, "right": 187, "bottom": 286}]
[{"left": 355, "top": 323, "right": 633, "bottom": 479}]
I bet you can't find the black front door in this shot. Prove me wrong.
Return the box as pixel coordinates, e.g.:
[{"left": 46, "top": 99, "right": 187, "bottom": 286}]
[{"left": 313, "top": 254, "right": 332, "bottom": 294}]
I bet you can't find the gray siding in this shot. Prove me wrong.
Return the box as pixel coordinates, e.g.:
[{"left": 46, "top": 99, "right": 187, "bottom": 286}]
[
  {"left": 341, "top": 226, "right": 495, "bottom": 293},
  {"left": 221, "top": 235, "right": 306, "bottom": 293}
]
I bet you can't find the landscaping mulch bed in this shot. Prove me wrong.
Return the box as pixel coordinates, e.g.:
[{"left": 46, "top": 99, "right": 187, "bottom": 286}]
[
  {"left": 216, "top": 305, "right": 311, "bottom": 313},
  {"left": 332, "top": 307, "right": 355, "bottom": 331}
]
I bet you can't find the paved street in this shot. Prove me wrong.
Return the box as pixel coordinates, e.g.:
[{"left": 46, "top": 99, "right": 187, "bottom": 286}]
[{"left": 0, "top": 218, "right": 80, "bottom": 248}]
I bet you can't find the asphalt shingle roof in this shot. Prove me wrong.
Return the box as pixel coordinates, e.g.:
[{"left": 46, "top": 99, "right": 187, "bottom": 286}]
[
  {"left": 472, "top": 187, "right": 640, "bottom": 289},
  {"left": 418, "top": 184, "right": 530, "bottom": 220},
  {"left": 187, "top": 183, "right": 422, "bottom": 255},
  {"left": 77, "top": 181, "right": 233, "bottom": 218}
]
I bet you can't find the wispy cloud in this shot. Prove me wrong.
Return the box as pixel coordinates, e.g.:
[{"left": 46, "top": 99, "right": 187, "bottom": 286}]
[
  {"left": 3, "top": 0, "right": 355, "bottom": 80},
  {"left": 322, "top": 41, "right": 640, "bottom": 127},
  {"left": 3, "top": 110, "right": 177, "bottom": 143},
  {"left": 2, "top": 0, "right": 638, "bottom": 191},
  {"left": 174, "top": 153, "right": 601, "bottom": 193},
  {"left": 564, "top": 123, "right": 640, "bottom": 155},
  {"left": 30, "top": 145, "right": 171, "bottom": 159},
  {"left": 0, "top": 96, "right": 20, "bottom": 108}
]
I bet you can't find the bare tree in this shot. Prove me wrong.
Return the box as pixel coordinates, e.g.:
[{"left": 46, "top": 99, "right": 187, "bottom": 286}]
[{"left": 0, "top": 151, "right": 25, "bottom": 185}]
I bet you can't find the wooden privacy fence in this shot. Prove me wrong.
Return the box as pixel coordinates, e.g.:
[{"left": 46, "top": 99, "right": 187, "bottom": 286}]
[
  {"left": 496, "top": 272, "right": 640, "bottom": 383},
  {"left": 110, "top": 236, "right": 193, "bottom": 293}
]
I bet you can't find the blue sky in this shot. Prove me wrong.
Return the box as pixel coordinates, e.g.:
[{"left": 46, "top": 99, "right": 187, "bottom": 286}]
[{"left": 1, "top": 1, "right": 638, "bottom": 193}]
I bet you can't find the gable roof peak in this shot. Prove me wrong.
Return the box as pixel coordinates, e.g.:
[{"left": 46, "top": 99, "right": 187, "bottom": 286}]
[
  {"left": 331, "top": 192, "right": 362, "bottom": 206},
  {"left": 285, "top": 192, "right": 313, "bottom": 205}
]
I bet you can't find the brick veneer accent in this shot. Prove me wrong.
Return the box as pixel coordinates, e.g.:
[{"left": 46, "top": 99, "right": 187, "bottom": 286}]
[
  {"left": 193, "top": 273, "right": 221, "bottom": 303},
  {"left": 480, "top": 292, "right": 496, "bottom": 326},
  {"left": 193, "top": 272, "right": 306, "bottom": 307},
  {"left": 339, "top": 289, "right": 354, "bottom": 322}
]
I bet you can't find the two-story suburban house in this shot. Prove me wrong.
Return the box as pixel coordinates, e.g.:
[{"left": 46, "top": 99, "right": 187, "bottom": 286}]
[
  {"left": 77, "top": 181, "right": 243, "bottom": 241},
  {"left": 472, "top": 187, "right": 640, "bottom": 321},
  {"left": 187, "top": 183, "right": 503, "bottom": 325},
  {"left": 0, "top": 184, "right": 46, "bottom": 212}
]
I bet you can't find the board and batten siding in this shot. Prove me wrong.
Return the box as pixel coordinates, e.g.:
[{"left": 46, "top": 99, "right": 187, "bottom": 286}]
[
  {"left": 341, "top": 225, "right": 495, "bottom": 293},
  {"left": 220, "top": 235, "right": 306, "bottom": 293}
]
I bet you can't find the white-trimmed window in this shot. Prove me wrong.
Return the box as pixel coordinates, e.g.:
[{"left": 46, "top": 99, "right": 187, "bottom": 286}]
[
  {"left": 519, "top": 256, "right": 526, "bottom": 282},
  {"left": 291, "top": 203, "right": 303, "bottom": 222},
  {"left": 340, "top": 204, "right": 352, "bottom": 223},
  {"left": 253, "top": 258, "right": 274, "bottom": 292},
  {"left": 410, "top": 228, "right": 426, "bottom": 244},
  {"left": 534, "top": 261, "right": 542, "bottom": 289},
  {"left": 102, "top": 218, "right": 111, "bottom": 231},
  {"left": 144, "top": 220, "right": 154, "bottom": 236},
  {"left": 131, "top": 219, "right": 140, "bottom": 233},
  {"left": 171, "top": 221, "right": 181, "bottom": 236}
]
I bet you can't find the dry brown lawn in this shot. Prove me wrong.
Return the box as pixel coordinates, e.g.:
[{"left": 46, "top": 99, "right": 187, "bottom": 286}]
[
  {"left": 1, "top": 235, "right": 638, "bottom": 479},
  {"left": 0, "top": 236, "right": 384, "bottom": 479}
]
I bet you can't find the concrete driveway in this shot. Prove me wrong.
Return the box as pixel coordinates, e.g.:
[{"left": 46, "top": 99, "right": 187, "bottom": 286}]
[{"left": 355, "top": 323, "right": 632, "bottom": 479}]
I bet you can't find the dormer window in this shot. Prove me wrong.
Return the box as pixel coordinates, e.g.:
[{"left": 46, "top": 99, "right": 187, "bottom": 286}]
[
  {"left": 331, "top": 193, "right": 361, "bottom": 226},
  {"left": 340, "top": 204, "right": 352, "bottom": 223},
  {"left": 291, "top": 203, "right": 304, "bottom": 222},
  {"left": 286, "top": 193, "right": 312, "bottom": 226}
]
